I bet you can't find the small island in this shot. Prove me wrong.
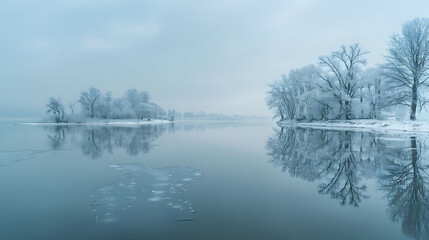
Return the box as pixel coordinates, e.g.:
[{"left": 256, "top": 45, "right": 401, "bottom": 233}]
[{"left": 41, "top": 87, "right": 175, "bottom": 125}]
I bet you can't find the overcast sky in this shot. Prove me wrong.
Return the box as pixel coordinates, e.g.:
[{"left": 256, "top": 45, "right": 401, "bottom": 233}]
[{"left": 1, "top": 0, "right": 429, "bottom": 118}]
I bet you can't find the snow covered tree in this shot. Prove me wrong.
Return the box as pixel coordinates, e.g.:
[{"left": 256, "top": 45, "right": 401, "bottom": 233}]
[
  {"left": 288, "top": 65, "right": 327, "bottom": 120},
  {"left": 78, "top": 87, "right": 101, "bottom": 118},
  {"left": 267, "top": 46, "right": 380, "bottom": 121},
  {"left": 359, "top": 67, "right": 398, "bottom": 119},
  {"left": 110, "top": 98, "right": 134, "bottom": 119},
  {"left": 125, "top": 89, "right": 149, "bottom": 108},
  {"left": 46, "top": 97, "right": 65, "bottom": 123},
  {"left": 383, "top": 18, "right": 429, "bottom": 120},
  {"left": 167, "top": 109, "right": 175, "bottom": 121},
  {"left": 96, "top": 91, "right": 113, "bottom": 118},
  {"left": 266, "top": 65, "right": 334, "bottom": 121},
  {"left": 318, "top": 44, "right": 367, "bottom": 120},
  {"left": 150, "top": 103, "right": 166, "bottom": 119},
  {"left": 266, "top": 78, "right": 294, "bottom": 120},
  {"left": 125, "top": 89, "right": 152, "bottom": 118}
]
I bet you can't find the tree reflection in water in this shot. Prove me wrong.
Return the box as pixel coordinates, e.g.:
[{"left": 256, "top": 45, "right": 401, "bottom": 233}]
[
  {"left": 45, "top": 125, "right": 168, "bottom": 159},
  {"left": 380, "top": 137, "right": 429, "bottom": 240},
  {"left": 44, "top": 121, "right": 258, "bottom": 159},
  {"left": 47, "top": 126, "right": 66, "bottom": 151},
  {"left": 266, "top": 127, "right": 429, "bottom": 240}
]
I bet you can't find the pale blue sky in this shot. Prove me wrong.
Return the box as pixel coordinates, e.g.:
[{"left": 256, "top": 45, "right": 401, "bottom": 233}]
[{"left": 1, "top": 0, "right": 429, "bottom": 118}]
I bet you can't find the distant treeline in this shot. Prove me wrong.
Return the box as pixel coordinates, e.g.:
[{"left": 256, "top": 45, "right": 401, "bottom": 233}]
[
  {"left": 46, "top": 88, "right": 260, "bottom": 123},
  {"left": 267, "top": 18, "right": 429, "bottom": 121},
  {"left": 179, "top": 111, "right": 265, "bottom": 121},
  {"left": 46, "top": 87, "right": 173, "bottom": 122}
]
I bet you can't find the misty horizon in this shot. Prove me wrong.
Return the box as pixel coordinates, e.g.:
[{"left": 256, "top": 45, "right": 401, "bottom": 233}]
[{"left": 2, "top": 0, "right": 429, "bottom": 119}]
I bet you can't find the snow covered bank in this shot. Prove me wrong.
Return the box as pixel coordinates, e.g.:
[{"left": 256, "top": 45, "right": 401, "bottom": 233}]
[
  {"left": 278, "top": 119, "right": 429, "bottom": 134},
  {"left": 16, "top": 119, "right": 172, "bottom": 126}
]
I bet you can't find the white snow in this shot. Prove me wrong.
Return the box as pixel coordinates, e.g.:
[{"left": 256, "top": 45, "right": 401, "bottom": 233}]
[{"left": 278, "top": 119, "right": 429, "bottom": 134}]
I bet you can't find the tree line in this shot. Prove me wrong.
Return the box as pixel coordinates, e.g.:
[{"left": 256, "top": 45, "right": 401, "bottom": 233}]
[
  {"left": 46, "top": 87, "right": 174, "bottom": 122},
  {"left": 267, "top": 18, "right": 429, "bottom": 121}
]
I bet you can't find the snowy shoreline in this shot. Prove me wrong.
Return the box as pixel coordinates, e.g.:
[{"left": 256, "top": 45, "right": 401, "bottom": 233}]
[
  {"left": 15, "top": 119, "right": 172, "bottom": 126},
  {"left": 278, "top": 119, "right": 429, "bottom": 134}
]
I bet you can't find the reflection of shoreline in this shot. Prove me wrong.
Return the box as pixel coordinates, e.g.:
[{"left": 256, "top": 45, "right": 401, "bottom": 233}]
[
  {"left": 45, "top": 125, "right": 168, "bottom": 159},
  {"left": 278, "top": 119, "right": 429, "bottom": 135},
  {"left": 266, "top": 127, "right": 429, "bottom": 239},
  {"left": 44, "top": 122, "right": 265, "bottom": 159},
  {"left": 16, "top": 119, "right": 171, "bottom": 126}
]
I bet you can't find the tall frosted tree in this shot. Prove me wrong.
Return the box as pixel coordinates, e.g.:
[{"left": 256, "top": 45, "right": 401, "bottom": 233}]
[
  {"left": 318, "top": 44, "right": 367, "bottom": 120},
  {"left": 78, "top": 87, "right": 101, "bottom": 118},
  {"left": 46, "top": 97, "right": 65, "bottom": 122},
  {"left": 94, "top": 91, "right": 114, "bottom": 119},
  {"left": 383, "top": 18, "right": 429, "bottom": 120},
  {"left": 125, "top": 88, "right": 151, "bottom": 118},
  {"left": 266, "top": 79, "right": 293, "bottom": 120}
]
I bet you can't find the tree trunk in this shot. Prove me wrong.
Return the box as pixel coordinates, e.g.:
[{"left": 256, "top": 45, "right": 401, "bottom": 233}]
[
  {"left": 360, "top": 88, "right": 364, "bottom": 119},
  {"left": 345, "top": 100, "right": 351, "bottom": 120},
  {"left": 410, "top": 82, "right": 417, "bottom": 120},
  {"left": 339, "top": 101, "right": 344, "bottom": 120},
  {"left": 376, "top": 87, "right": 381, "bottom": 119},
  {"left": 90, "top": 102, "right": 95, "bottom": 118}
]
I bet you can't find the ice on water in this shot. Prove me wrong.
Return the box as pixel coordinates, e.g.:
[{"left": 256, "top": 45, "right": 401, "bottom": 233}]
[{"left": 91, "top": 163, "right": 202, "bottom": 225}]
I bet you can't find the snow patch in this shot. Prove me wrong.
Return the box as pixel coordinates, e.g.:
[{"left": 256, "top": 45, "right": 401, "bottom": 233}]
[{"left": 279, "top": 119, "right": 429, "bottom": 134}]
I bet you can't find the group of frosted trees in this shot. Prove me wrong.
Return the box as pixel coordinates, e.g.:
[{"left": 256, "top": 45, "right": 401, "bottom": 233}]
[
  {"left": 46, "top": 87, "right": 172, "bottom": 122},
  {"left": 267, "top": 18, "right": 429, "bottom": 121}
]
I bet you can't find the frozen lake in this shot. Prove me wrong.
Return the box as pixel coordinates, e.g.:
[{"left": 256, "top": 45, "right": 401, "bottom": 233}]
[{"left": 0, "top": 121, "right": 426, "bottom": 240}]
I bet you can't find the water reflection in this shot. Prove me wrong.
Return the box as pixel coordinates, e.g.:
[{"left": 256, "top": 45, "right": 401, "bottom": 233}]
[
  {"left": 44, "top": 122, "right": 266, "bottom": 159},
  {"left": 266, "top": 127, "right": 429, "bottom": 239},
  {"left": 380, "top": 137, "right": 429, "bottom": 239},
  {"left": 47, "top": 126, "right": 66, "bottom": 150},
  {"left": 45, "top": 125, "right": 168, "bottom": 158}
]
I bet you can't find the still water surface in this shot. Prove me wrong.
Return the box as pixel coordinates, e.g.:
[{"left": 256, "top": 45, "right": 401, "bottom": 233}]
[{"left": 0, "top": 121, "right": 427, "bottom": 239}]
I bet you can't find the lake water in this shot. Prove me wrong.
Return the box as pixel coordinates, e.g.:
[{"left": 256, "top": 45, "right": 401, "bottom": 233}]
[{"left": 0, "top": 121, "right": 427, "bottom": 240}]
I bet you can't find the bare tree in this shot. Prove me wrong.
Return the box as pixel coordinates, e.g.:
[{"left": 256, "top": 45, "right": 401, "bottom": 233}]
[
  {"left": 319, "top": 44, "right": 367, "bottom": 120},
  {"left": 266, "top": 79, "right": 294, "bottom": 120},
  {"left": 383, "top": 18, "right": 429, "bottom": 120},
  {"left": 78, "top": 87, "right": 101, "bottom": 118},
  {"left": 46, "top": 97, "right": 65, "bottom": 123}
]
